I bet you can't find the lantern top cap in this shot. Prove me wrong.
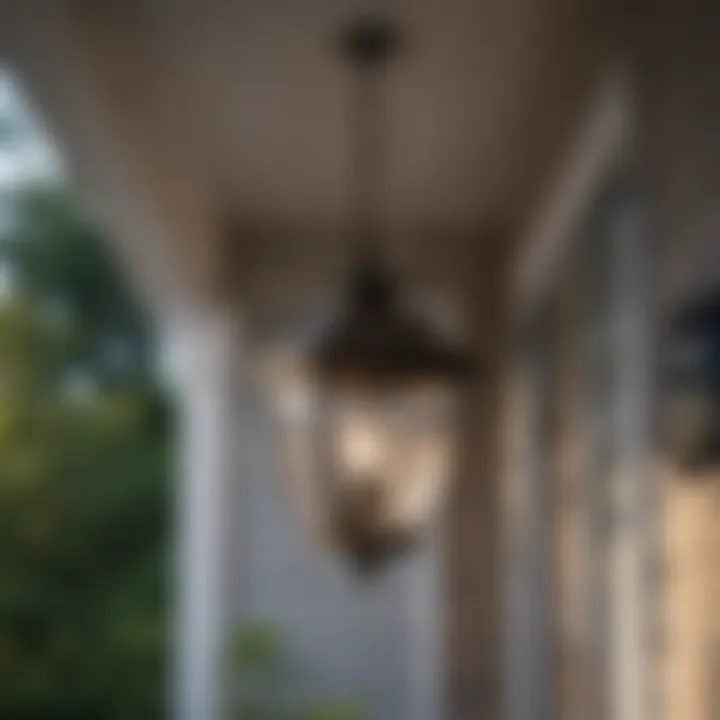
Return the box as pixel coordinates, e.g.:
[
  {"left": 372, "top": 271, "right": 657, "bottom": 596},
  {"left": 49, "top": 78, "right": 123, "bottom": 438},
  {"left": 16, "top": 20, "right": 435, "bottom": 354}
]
[{"left": 314, "top": 260, "right": 474, "bottom": 386}]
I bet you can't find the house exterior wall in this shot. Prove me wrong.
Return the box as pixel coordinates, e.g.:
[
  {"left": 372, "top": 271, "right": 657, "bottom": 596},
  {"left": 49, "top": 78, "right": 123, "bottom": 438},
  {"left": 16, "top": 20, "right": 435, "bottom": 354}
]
[
  {"left": 636, "top": 5, "right": 720, "bottom": 719},
  {"left": 233, "top": 381, "right": 441, "bottom": 720},
  {"left": 503, "top": 71, "right": 640, "bottom": 720},
  {"left": 502, "top": 6, "right": 720, "bottom": 717}
]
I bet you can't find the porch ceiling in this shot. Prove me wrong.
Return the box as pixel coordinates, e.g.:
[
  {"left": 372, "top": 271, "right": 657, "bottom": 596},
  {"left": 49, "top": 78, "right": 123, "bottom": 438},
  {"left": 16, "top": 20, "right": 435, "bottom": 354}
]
[
  {"left": 72, "top": 0, "right": 609, "bottom": 232},
  {"left": 1, "top": 0, "right": 612, "bottom": 309}
]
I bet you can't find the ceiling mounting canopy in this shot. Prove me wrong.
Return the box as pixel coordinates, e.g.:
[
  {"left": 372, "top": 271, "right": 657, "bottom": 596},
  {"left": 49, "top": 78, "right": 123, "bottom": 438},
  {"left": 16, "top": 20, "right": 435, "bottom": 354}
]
[{"left": 340, "top": 16, "right": 402, "bottom": 66}]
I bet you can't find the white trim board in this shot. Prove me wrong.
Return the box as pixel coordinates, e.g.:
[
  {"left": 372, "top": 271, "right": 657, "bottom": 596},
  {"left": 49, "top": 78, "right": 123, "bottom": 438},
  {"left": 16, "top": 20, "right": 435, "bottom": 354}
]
[{"left": 512, "top": 68, "right": 633, "bottom": 316}]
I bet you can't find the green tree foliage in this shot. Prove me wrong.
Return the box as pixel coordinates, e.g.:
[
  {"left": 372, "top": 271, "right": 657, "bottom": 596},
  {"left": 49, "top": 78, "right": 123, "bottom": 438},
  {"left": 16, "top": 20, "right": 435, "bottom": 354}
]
[{"left": 0, "top": 184, "right": 170, "bottom": 719}]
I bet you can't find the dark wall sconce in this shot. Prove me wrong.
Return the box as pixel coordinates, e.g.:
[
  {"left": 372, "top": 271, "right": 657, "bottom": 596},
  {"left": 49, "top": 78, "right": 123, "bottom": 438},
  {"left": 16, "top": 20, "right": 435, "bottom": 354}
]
[{"left": 660, "top": 290, "right": 720, "bottom": 471}]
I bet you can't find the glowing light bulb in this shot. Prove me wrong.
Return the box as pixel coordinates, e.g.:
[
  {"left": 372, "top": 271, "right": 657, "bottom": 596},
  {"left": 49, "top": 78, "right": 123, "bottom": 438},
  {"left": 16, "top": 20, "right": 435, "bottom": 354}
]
[{"left": 339, "top": 417, "right": 387, "bottom": 482}]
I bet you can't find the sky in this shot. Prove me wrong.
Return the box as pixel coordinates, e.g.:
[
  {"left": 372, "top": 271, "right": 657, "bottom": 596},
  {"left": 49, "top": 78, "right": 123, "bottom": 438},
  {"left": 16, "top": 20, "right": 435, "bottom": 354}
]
[
  {"left": 0, "top": 70, "right": 60, "bottom": 188},
  {"left": 0, "top": 71, "right": 62, "bottom": 298}
]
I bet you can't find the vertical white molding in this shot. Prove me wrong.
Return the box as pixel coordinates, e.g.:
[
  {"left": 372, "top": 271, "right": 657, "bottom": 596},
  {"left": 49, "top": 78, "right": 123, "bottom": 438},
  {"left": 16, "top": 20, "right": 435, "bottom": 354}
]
[
  {"left": 504, "top": 349, "right": 555, "bottom": 720},
  {"left": 608, "top": 196, "right": 652, "bottom": 720},
  {"left": 405, "top": 530, "right": 442, "bottom": 720},
  {"left": 513, "top": 69, "right": 631, "bottom": 318},
  {"left": 163, "top": 310, "right": 244, "bottom": 720}
]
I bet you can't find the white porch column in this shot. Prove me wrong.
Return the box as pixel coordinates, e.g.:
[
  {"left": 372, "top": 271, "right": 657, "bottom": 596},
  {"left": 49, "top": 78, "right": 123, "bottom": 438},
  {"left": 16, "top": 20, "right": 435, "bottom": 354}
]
[
  {"left": 606, "top": 192, "right": 653, "bottom": 720},
  {"left": 163, "top": 310, "right": 245, "bottom": 720}
]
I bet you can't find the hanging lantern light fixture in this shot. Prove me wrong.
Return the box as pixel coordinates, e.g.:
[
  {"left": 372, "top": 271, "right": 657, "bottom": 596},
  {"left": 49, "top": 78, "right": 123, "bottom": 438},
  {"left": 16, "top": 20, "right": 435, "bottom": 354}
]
[{"left": 269, "top": 17, "right": 474, "bottom": 571}]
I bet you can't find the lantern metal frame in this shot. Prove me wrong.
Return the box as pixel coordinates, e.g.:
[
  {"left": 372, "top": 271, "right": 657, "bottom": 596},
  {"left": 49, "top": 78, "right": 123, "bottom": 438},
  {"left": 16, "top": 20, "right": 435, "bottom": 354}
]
[{"left": 276, "top": 17, "right": 475, "bottom": 571}]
